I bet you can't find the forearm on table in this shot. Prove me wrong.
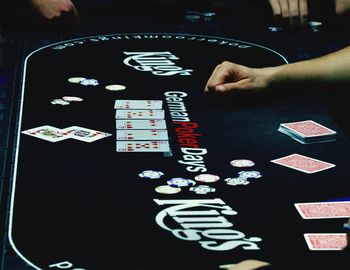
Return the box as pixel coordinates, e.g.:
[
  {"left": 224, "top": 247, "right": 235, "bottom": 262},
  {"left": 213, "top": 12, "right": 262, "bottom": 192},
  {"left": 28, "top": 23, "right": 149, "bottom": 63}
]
[{"left": 267, "top": 46, "right": 350, "bottom": 88}]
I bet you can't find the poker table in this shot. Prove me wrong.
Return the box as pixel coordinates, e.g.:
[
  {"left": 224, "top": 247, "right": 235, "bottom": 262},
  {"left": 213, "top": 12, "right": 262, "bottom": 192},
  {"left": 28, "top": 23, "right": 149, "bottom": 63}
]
[{"left": 1, "top": 2, "right": 350, "bottom": 270}]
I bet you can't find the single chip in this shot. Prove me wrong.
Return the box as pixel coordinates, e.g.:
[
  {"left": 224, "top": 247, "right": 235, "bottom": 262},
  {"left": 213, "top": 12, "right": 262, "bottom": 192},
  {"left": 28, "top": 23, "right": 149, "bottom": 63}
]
[
  {"left": 105, "top": 84, "right": 126, "bottom": 91},
  {"left": 190, "top": 185, "right": 216, "bottom": 194},
  {"left": 167, "top": 178, "right": 196, "bottom": 187},
  {"left": 225, "top": 177, "right": 250, "bottom": 186},
  {"left": 68, "top": 77, "right": 86, "bottom": 83},
  {"left": 80, "top": 79, "right": 99, "bottom": 86},
  {"left": 308, "top": 21, "right": 322, "bottom": 32},
  {"left": 194, "top": 174, "right": 220, "bottom": 183},
  {"left": 268, "top": 26, "right": 283, "bottom": 32},
  {"left": 230, "top": 159, "right": 255, "bottom": 168},
  {"left": 238, "top": 171, "right": 262, "bottom": 179},
  {"left": 138, "top": 170, "right": 164, "bottom": 179},
  {"left": 51, "top": 99, "right": 70, "bottom": 106},
  {"left": 155, "top": 185, "right": 181, "bottom": 194},
  {"left": 62, "top": 96, "right": 83, "bottom": 102}
]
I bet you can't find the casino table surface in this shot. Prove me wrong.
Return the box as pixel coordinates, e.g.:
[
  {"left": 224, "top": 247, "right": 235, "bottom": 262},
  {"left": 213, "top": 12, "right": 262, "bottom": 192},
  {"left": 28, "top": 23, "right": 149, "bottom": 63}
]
[{"left": 1, "top": 1, "right": 350, "bottom": 270}]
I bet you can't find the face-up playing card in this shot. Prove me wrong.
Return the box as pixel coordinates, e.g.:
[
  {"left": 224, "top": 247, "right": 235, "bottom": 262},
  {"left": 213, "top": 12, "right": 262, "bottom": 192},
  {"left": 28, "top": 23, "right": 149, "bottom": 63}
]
[
  {"left": 63, "top": 126, "right": 112, "bottom": 142},
  {"left": 116, "top": 141, "right": 170, "bottom": 152},
  {"left": 116, "top": 130, "right": 168, "bottom": 140},
  {"left": 304, "top": 233, "right": 348, "bottom": 250},
  {"left": 22, "top": 125, "right": 69, "bottom": 142},
  {"left": 295, "top": 201, "right": 350, "bottom": 219},
  {"left": 271, "top": 154, "right": 335, "bottom": 174},
  {"left": 116, "top": 120, "right": 167, "bottom": 130},
  {"left": 114, "top": 100, "right": 163, "bottom": 109},
  {"left": 115, "top": 110, "right": 165, "bottom": 119},
  {"left": 280, "top": 120, "right": 337, "bottom": 138}
]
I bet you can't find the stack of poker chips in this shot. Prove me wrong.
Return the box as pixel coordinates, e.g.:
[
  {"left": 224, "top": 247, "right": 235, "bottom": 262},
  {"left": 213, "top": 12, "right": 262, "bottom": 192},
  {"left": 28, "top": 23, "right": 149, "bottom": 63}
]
[{"left": 278, "top": 120, "right": 337, "bottom": 144}]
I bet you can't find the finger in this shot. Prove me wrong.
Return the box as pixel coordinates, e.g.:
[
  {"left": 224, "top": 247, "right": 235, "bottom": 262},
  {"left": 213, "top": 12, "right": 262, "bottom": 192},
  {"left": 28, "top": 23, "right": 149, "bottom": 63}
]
[
  {"left": 299, "top": 0, "right": 308, "bottom": 25},
  {"left": 279, "top": 0, "right": 290, "bottom": 18},
  {"left": 204, "top": 64, "right": 221, "bottom": 92},
  {"left": 71, "top": 4, "right": 80, "bottom": 20},
  {"left": 205, "top": 63, "right": 231, "bottom": 92},
  {"left": 288, "top": 0, "right": 300, "bottom": 26},
  {"left": 215, "top": 80, "right": 248, "bottom": 93},
  {"left": 269, "top": 0, "right": 282, "bottom": 17}
]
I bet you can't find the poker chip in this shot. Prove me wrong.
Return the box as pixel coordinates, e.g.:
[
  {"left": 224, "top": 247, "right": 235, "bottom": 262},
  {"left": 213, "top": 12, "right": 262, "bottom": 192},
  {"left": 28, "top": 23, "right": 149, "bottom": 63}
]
[
  {"left": 268, "top": 26, "right": 283, "bottom": 32},
  {"left": 219, "top": 264, "right": 236, "bottom": 270},
  {"left": 62, "top": 96, "right": 83, "bottom": 102},
  {"left": 155, "top": 185, "right": 181, "bottom": 194},
  {"left": 194, "top": 174, "right": 220, "bottom": 183},
  {"left": 167, "top": 178, "right": 196, "bottom": 188},
  {"left": 68, "top": 77, "right": 86, "bottom": 83},
  {"left": 190, "top": 185, "right": 216, "bottom": 194},
  {"left": 238, "top": 171, "right": 262, "bottom": 179},
  {"left": 230, "top": 159, "right": 255, "bottom": 168},
  {"left": 105, "top": 84, "right": 126, "bottom": 91},
  {"left": 184, "top": 14, "right": 201, "bottom": 21},
  {"left": 184, "top": 11, "right": 201, "bottom": 22},
  {"left": 343, "top": 223, "right": 350, "bottom": 232},
  {"left": 308, "top": 21, "right": 322, "bottom": 32},
  {"left": 80, "top": 79, "right": 99, "bottom": 86},
  {"left": 202, "top": 12, "right": 215, "bottom": 21},
  {"left": 51, "top": 99, "right": 70, "bottom": 105},
  {"left": 138, "top": 170, "right": 164, "bottom": 179},
  {"left": 225, "top": 177, "right": 250, "bottom": 186}
]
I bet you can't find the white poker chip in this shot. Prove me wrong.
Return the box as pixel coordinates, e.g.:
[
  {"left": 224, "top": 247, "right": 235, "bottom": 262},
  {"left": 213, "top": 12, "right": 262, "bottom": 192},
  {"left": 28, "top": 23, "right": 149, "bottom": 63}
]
[
  {"left": 225, "top": 177, "right": 250, "bottom": 186},
  {"left": 155, "top": 185, "right": 181, "bottom": 194},
  {"left": 230, "top": 159, "right": 255, "bottom": 168},
  {"left": 80, "top": 79, "right": 99, "bottom": 86},
  {"left": 190, "top": 185, "right": 216, "bottom": 194},
  {"left": 105, "top": 84, "right": 126, "bottom": 91},
  {"left": 68, "top": 77, "right": 86, "bottom": 83},
  {"left": 238, "top": 171, "right": 262, "bottom": 179},
  {"left": 138, "top": 170, "right": 164, "bottom": 179},
  {"left": 194, "top": 174, "right": 220, "bottom": 183},
  {"left": 167, "top": 178, "right": 196, "bottom": 188},
  {"left": 51, "top": 99, "right": 70, "bottom": 106},
  {"left": 62, "top": 96, "right": 83, "bottom": 102}
]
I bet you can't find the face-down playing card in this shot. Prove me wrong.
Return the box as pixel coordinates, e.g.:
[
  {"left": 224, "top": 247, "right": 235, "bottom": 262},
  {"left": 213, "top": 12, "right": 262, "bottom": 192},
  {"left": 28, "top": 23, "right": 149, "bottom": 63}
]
[
  {"left": 304, "top": 233, "right": 348, "bottom": 250},
  {"left": 271, "top": 154, "right": 335, "bottom": 174},
  {"left": 295, "top": 201, "right": 350, "bottom": 219}
]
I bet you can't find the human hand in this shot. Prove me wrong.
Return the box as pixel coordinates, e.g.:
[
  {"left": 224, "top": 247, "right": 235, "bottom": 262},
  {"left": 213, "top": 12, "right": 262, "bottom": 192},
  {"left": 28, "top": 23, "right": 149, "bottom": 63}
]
[
  {"left": 30, "top": 0, "right": 79, "bottom": 26},
  {"left": 204, "top": 61, "right": 274, "bottom": 94},
  {"left": 335, "top": 0, "right": 350, "bottom": 15},
  {"left": 268, "top": 0, "right": 308, "bottom": 26}
]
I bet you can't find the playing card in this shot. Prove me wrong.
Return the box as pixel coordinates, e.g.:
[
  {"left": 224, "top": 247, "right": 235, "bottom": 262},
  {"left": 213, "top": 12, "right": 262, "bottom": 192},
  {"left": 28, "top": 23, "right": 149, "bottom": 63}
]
[
  {"left": 116, "top": 130, "right": 168, "bottom": 140},
  {"left": 115, "top": 110, "right": 165, "bottom": 119},
  {"left": 114, "top": 100, "right": 163, "bottom": 109},
  {"left": 304, "top": 233, "right": 348, "bottom": 250},
  {"left": 65, "top": 126, "right": 112, "bottom": 142},
  {"left": 22, "top": 125, "right": 69, "bottom": 142},
  {"left": 271, "top": 154, "right": 335, "bottom": 174},
  {"left": 116, "top": 141, "right": 170, "bottom": 152},
  {"left": 116, "top": 120, "right": 167, "bottom": 129},
  {"left": 280, "top": 120, "right": 336, "bottom": 138},
  {"left": 295, "top": 201, "right": 350, "bottom": 219}
]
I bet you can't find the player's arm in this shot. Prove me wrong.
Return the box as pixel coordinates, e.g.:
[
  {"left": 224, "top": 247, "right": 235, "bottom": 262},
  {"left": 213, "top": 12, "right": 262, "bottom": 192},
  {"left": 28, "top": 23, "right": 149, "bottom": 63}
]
[
  {"left": 204, "top": 46, "right": 350, "bottom": 93},
  {"left": 268, "top": 0, "right": 308, "bottom": 26},
  {"left": 30, "top": 0, "right": 79, "bottom": 25},
  {"left": 335, "top": 0, "right": 350, "bottom": 15}
]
